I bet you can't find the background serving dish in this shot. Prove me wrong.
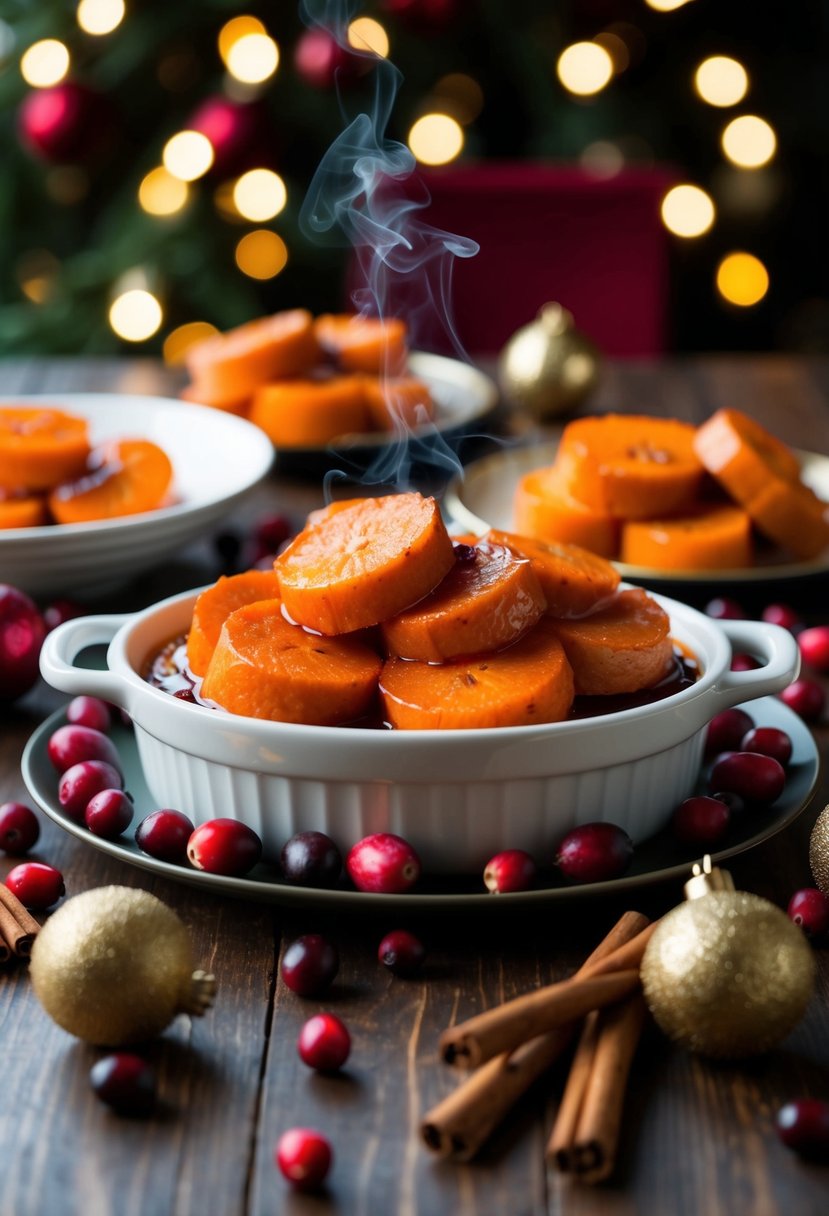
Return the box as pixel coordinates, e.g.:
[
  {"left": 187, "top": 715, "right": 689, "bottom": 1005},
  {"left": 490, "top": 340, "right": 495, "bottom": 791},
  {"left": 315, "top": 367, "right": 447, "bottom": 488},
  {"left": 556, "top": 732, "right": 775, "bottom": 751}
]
[{"left": 0, "top": 392, "right": 273, "bottom": 596}]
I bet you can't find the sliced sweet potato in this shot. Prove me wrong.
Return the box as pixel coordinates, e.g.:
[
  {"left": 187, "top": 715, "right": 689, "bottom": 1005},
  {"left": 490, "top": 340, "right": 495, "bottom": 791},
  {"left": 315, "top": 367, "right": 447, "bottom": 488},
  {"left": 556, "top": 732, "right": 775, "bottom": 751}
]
[
  {"left": 306, "top": 498, "right": 367, "bottom": 529},
  {"left": 381, "top": 540, "right": 546, "bottom": 662},
  {"left": 0, "top": 407, "right": 90, "bottom": 491},
  {"left": 486, "top": 528, "right": 620, "bottom": 618},
  {"left": 275, "top": 492, "right": 456, "bottom": 635},
  {"left": 48, "top": 439, "right": 173, "bottom": 524},
  {"left": 179, "top": 381, "right": 250, "bottom": 416},
  {"left": 249, "top": 377, "right": 371, "bottom": 447},
  {"left": 513, "top": 468, "right": 619, "bottom": 558},
  {"left": 621, "top": 505, "right": 753, "bottom": 571},
  {"left": 187, "top": 569, "right": 283, "bottom": 677},
  {"left": 380, "top": 616, "right": 575, "bottom": 729},
  {"left": 547, "top": 588, "right": 674, "bottom": 696},
  {"left": 200, "top": 599, "right": 381, "bottom": 725},
  {"left": 0, "top": 494, "right": 47, "bottom": 529},
  {"left": 185, "top": 309, "right": 319, "bottom": 400},
  {"left": 363, "top": 377, "right": 434, "bottom": 431},
  {"left": 746, "top": 477, "right": 829, "bottom": 561},
  {"left": 314, "top": 313, "right": 407, "bottom": 375}
]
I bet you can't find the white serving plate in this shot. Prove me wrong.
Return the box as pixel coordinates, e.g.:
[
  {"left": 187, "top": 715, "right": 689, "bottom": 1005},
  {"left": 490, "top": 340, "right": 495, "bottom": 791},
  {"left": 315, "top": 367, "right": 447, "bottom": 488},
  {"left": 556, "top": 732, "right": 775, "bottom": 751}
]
[{"left": 0, "top": 393, "right": 273, "bottom": 595}]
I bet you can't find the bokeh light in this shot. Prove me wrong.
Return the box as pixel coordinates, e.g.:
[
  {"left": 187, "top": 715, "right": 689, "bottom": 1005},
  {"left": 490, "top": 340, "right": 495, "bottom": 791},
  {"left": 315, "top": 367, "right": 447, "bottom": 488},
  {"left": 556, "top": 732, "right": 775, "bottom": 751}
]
[
  {"left": 644, "top": 0, "right": 692, "bottom": 10},
  {"left": 594, "top": 32, "right": 629, "bottom": 74},
  {"left": 109, "top": 289, "right": 163, "bottom": 341},
  {"left": 225, "top": 32, "right": 279, "bottom": 84},
  {"left": 347, "top": 17, "right": 390, "bottom": 58},
  {"left": 432, "top": 73, "right": 484, "bottom": 124},
  {"left": 580, "top": 140, "right": 625, "bottom": 178},
  {"left": 408, "top": 113, "right": 464, "bottom": 165},
  {"left": 77, "top": 0, "right": 126, "bottom": 36},
  {"left": 163, "top": 321, "right": 219, "bottom": 365},
  {"left": 16, "top": 250, "right": 60, "bottom": 305},
  {"left": 721, "top": 115, "right": 776, "bottom": 168},
  {"left": 138, "top": 167, "right": 189, "bottom": 216},
  {"left": 232, "top": 169, "right": 287, "bottom": 222},
  {"left": 218, "top": 15, "right": 265, "bottom": 64},
  {"left": 694, "top": 56, "right": 748, "bottom": 107},
  {"left": 716, "top": 252, "right": 769, "bottom": 307},
  {"left": 162, "top": 131, "right": 214, "bottom": 181},
  {"left": 235, "top": 230, "right": 289, "bottom": 280},
  {"left": 20, "top": 40, "right": 70, "bottom": 88},
  {"left": 556, "top": 42, "right": 613, "bottom": 97},
  {"left": 660, "top": 184, "right": 716, "bottom": 237}
]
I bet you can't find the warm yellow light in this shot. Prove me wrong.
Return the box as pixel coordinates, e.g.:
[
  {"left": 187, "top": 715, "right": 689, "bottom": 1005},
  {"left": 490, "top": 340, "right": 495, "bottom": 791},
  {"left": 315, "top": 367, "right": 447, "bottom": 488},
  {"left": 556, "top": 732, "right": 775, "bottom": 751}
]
[
  {"left": 721, "top": 115, "right": 776, "bottom": 169},
  {"left": 235, "top": 230, "right": 289, "bottom": 280},
  {"left": 163, "top": 321, "right": 219, "bottom": 365},
  {"left": 77, "top": 0, "right": 125, "bottom": 36},
  {"left": 138, "top": 167, "right": 189, "bottom": 216},
  {"left": 347, "top": 17, "right": 390, "bottom": 58},
  {"left": 432, "top": 73, "right": 484, "bottom": 124},
  {"left": 694, "top": 56, "right": 748, "bottom": 107},
  {"left": 162, "top": 131, "right": 214, "bottom": 182},
  {"left": 660, "top": 184, "right": 715, "bottom": 238},
  {"left": 716, "top": 252, "right": 769, "bottom": 307},
  {"left": 225, "top": 32, "right": 279, "bottom": 84},
  {"left": 232, "top": 169, "right": 287, "bottom": 222},
  {"left": 408, "top": 113, "right": 464, "bottom": 166},
  {"left": 20, "top": 39, "right": 70, "bottom": 88},
  {"left": 556, "top": 42, "right": 613, "bottom": 97},
  {"left": 109, "top": 289, "right": 163, "bottom": 342},
  {"left": 17, "top": 250, "right": 60, "bottom": 305},
  {"left": 644, "top": 0, "right": 692, "bottom": 10},
  {"left": 580, "top": 140, "right": 624, "bottom": 177},
  {"left": 218, "top": 15, "right": 265, "bottom": 65}
]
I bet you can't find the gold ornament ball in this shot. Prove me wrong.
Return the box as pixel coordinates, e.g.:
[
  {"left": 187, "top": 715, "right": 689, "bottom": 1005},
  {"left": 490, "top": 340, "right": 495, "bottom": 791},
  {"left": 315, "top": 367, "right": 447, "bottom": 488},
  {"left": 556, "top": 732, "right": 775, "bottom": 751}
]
[
  {"left": 497, "top": 303, "right": 601, "bottom": 420},
  {"left": 30, "top": 886, "right": 216, "bottom": 1046},
  {"left": 809, "top": 804, "right": 829, "bottom": 894},
  {"left": 641, "top": 890, "right": 815, "bottom": 1059}
]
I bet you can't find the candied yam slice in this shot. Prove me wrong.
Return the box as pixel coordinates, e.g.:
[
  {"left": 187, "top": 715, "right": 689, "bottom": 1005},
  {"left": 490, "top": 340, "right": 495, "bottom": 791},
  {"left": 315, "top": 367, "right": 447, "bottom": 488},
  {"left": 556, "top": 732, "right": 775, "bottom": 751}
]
[
  {"left": 513, "top": 468, "right": 619, "bottom": 558},
  {"left": 249, "top": 377, "right": 371, "bottom": 447},
  {"left": 547, "top": 588, "right": 674, "bottom": 697},
  {"left": 0, "top": 406, "right": 90, "bottom": 491},
  {"left": 185, "top": 310, "right": 319, "bottom": 399},
  {"left": 306, "top": 497, "right": 367, "bottom": 529},
  {"left": 363, "top": 377, "right": 434, "bottom": 431},
  {"left": 381, "top": 540, "right": 546, "bottom": 662},
  {"left": 200, "top": 599, "right": 382, "bottom": 725},
  {"left": 693, "top": 408, "right": 802, "bottom": 500},
  {"left": 187, "top": 569, "right": 284, "bottom": 677},
  {"left": 747, "top": 477, "right": 829, "bottom": 561},
  {"left": 555, "top": 414, "right": 703, "bottom": 519},
  {"left": 621, "top": 505, "right": 753, "bottom": 572},
  {"left": 0, "top": 494, "right": 47, "bottom": 529},
  {"left": 380, "top": 617, "right": 575, "bottom": 730},
  {"left": 314, "top": 314, "right": 408, "bottom": 375},
  {"left": 275, "top": 492, "right": 456, "bottom": 635},
  {"left": 486, "top": 528, "right": 620, "bottom": 618},
  {"left": 48, "top": 439, "right": 173, "bottom": 524}
]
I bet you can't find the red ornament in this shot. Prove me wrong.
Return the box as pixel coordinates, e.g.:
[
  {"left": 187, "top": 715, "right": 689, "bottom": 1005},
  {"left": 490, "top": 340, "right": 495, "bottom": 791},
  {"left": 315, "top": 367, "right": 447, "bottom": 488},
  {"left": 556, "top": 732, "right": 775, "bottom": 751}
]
[
  {"left": 379, "top": 0, "right": 462, "bottom": 29},
  {"left": 294, "top": 28, "right": 358, "bottom": 90},
  {"left": 187, "top": 96, "right": 267, "bottom": 178},
  {"left": 18, "top": 82, "right": 107, "bottom": 163},
  {"left": 0, "top": 584, "right": 46, "bottom": 701}
]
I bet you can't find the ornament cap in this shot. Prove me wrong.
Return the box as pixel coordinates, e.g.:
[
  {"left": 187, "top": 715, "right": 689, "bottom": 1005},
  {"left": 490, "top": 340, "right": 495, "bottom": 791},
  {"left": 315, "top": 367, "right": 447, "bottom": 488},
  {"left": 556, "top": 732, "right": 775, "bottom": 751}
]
[
  {"left": 684, "top": 853, "right": 736, "bottom": 901},
  {"left": 539, "top": 302, "right": 574, "bottom": 336}
]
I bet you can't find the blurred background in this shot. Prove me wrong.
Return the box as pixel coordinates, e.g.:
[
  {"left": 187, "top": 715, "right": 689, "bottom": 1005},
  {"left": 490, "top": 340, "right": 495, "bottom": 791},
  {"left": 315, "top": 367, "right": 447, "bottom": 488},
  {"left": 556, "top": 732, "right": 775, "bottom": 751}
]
[{"left": 0, "top": 0, "right": 825, "bottom": 361}]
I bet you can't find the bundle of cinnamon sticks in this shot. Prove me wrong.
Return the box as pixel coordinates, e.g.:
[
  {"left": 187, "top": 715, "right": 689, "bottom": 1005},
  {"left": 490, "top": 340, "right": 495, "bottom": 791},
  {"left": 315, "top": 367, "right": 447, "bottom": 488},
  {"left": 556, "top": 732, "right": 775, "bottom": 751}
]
[
  {"left": 0, "top": 882, "right": 41, "bottom": 962},
  {"left": 421, "top": 910, "right": 655, "bottom": 1181}
]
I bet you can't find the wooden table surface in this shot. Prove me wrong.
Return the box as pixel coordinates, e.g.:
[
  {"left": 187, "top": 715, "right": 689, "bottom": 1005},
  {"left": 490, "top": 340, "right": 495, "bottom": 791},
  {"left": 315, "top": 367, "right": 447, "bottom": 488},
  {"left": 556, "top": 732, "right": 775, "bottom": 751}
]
[{"left": 1, "top": 356, "right": 829, "bottom": 1216}]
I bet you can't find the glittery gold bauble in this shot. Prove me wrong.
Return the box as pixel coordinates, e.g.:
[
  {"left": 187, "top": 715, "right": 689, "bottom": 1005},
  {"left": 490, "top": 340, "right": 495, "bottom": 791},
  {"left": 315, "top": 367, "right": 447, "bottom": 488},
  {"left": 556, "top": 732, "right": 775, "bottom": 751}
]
[
  {"left": 497, "top": 303, "right": 601, "bottom": 420},
  {"left": 809, "top": 804, "right": 829, "bottom": 894},
  {"left": 641, "top": 890, "right": 814, "bottom": 1058},
  {"left": 30, "top": 886, "right": 216, "bottom": 1046}
]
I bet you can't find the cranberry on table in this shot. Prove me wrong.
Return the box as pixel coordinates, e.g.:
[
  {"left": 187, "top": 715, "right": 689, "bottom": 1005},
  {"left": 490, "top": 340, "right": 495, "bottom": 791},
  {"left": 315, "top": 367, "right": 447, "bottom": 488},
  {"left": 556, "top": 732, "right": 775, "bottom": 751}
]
[
  {"left": 740, "top": 726, "right": 793, "bottom": 767},
  {"left": 186, "top": 818, "right": 262, "bottom": 876},
  {"left": 0, "top": 584, "right": 46, "bottom": 701},
  {"left": 708, "top": 751, "right": 786, "bottom": 805},
  {"left": 377, "top": 929, "right": 426, "bottom": 977},
  {"left": 797, "top": 625, "right": 829, "bottom": 673},
  {"left": 43, "top": 598, "right": 84, "bottom": 632},
  {"left": 281, "top": 934, "right": 339, "bottom": 997},
  {"left": 705, "top": 708, "right": 755, "bottom": 757},
  {"left": 787, "top": 888, "right": 829, "bottom": 938},
  {"left": 780, "top": 677, "right": 825, "bottom": 722},
  {"left": 0, "top": 802, "right": 40, "bottom": 855},
  {"left": 297, "top": 1012, "right": 351, "bottom": 1072},
  {"left": 761, "top": 603, "right": 801, "bottom": 632},
  {"left": 705, "top": 597, "right": 745, "bottom": 620},
  {"left": 254, "top": 513, "right": 293, "bottom": 553},
  {"left": 775, "top": 1098, "right": 829, "bottom": 1157},
  {"left": 483, "top": 849, "right": 537, "bottom": 894},
  {"left": 280, "top": 831, "right": 343, "bottom": 888},
  {"left": 275, "top": 1127, "right": 332, "bottom": 1191},
  {"left": 673, "top": 796, "right": 730, "bottom": 846},
  {"left": 5, "top": 862, "right": 64, "bottom": 909},
  {"left": 554, "top": 822, "right": 633, "bottom": 883},
  {"left": 730, "top": 653, "right": 760, "bottom": 672},
  {"left": 47, "top": 723, "right": 121, "bottom": 775},
  {"left": 84, "top": 789, "right": 134, "bottom": 839},
  {"left": 135, "top": 809, "right": 194, "bottom": 864},
  {"left": 66, "top": 695, "right": 111, "bottom": 733},
  {"left": 346, "top": 832, "right": 421, "bottom": 894},
  {"left": 58, "top": 759, "right": 123, "bottom": 821},
  {"left": 89, "top": 1053, "right": 155, "bottom": 1116}
]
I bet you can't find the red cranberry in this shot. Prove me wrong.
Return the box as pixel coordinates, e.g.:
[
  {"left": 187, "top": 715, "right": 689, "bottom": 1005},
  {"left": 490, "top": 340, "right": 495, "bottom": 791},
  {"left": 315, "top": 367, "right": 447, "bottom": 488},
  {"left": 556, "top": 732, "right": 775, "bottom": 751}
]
[
  {"left": 89, "top": 1053, "right": 155, "bottom": 1116},
  {"left": 705, "top": 708, "right": 755, "bottom": 756},
  {"left": 254, "top": 513, "right": 293, "bottom": 553},
  {"left": 483, "top": 849, "right": 537, "bottom": 893},
  {"left": 43, "top": 598, "right": 84, "bottom": 632},
  {"left": 281, "top": 934, "right": 339, "bottom": 997},
  {"left": 711, "top": 790, "right": 746, "bottom": 817},
  {"left": 731, "top": 653, "right": 760, "bottom": 672},
  {"left": 708, "top": 751, "right": 786, "bottom": 804},
  {"left": 775, "top": 1099, "right": 829, "bottom": 1157},
  {"left": 761, "top": 603, "right": 801, "bottom": 632},
  {"left": 58, "top": 760, "right": 123, "bottom": 821},
  {"left": 84, "top": 789, "right": 134, "bottom": 839},
  {"left": 186, "top": 818, "right": 262, "bottom": 876},
  {"left": 554, "top": 823, "right": 633, "bottom": 883},
  {"left": 377, "top": 929, "right": 426, "bottom": 977},
  {"left": 0, "top": 584, "right": 46, "bottom": 701},
  {"left": 275, "top": 1127, "right": 332, "bottom": 1191},
  {"left": 280, "top": 831, "right": 343, "bottom": 888},
  {"left": 66, "top": 695, "right": 111, "bottom": 733},
  {"left": 787, "top": 888, "right": 829, "bottom": 937},
  {"left": 0, "top": 801, "right": 39, "bottom": 854},
  {"left": 346, "top": 832, "right": 421, "bottom": 894},
  {"left": 798, "top": 625, "right": 829, "bottom": 673},
  {"left": 780, "top": 677, "right": 825, "bottom": 722},
  {"left": 740, "top": 726, "right": 792, "bottom": 767},
  {"left": 297, "top": 1012, "right": 351, "bottom": 1071},
  {"left": 135, "top": 809, "right": 194, "bottom": 864},
  {"left": 47, "top": 724, "right": 121, "bottom": 775},
  {"left": 5, "top": 861, "right": 64, "bottom": 909},
  {"left": 453, "top": 542, "right": 477, "bottom": 563},
  {"left": 705, "top": 596, "right": 744, "bottom": 620},
  {"left": 673, "top": 795, "right": 730, "bottom": 846}
]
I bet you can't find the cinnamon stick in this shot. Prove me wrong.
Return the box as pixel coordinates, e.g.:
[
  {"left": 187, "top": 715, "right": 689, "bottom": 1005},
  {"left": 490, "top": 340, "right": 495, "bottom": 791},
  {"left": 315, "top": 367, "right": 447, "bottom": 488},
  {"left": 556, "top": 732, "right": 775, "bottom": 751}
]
[
  {"left": 546, "top": 1011, "right": 600, "bottom": 1170},
  {"left": 422, "top": 911, "right": 649, "bottom": 1159},
  {"left": 0, "top": 883, "right": 41, "bottom": 958}
]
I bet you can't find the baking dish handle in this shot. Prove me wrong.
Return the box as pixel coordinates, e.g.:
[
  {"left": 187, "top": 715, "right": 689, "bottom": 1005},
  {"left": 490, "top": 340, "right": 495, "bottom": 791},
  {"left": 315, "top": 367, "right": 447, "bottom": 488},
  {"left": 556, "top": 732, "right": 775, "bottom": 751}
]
[
  {"left": 39, "top": 615, "right": 130, "bottom": 704},
  {"left": 711, "top": 619, "right": 800, "bottom": 706}
]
